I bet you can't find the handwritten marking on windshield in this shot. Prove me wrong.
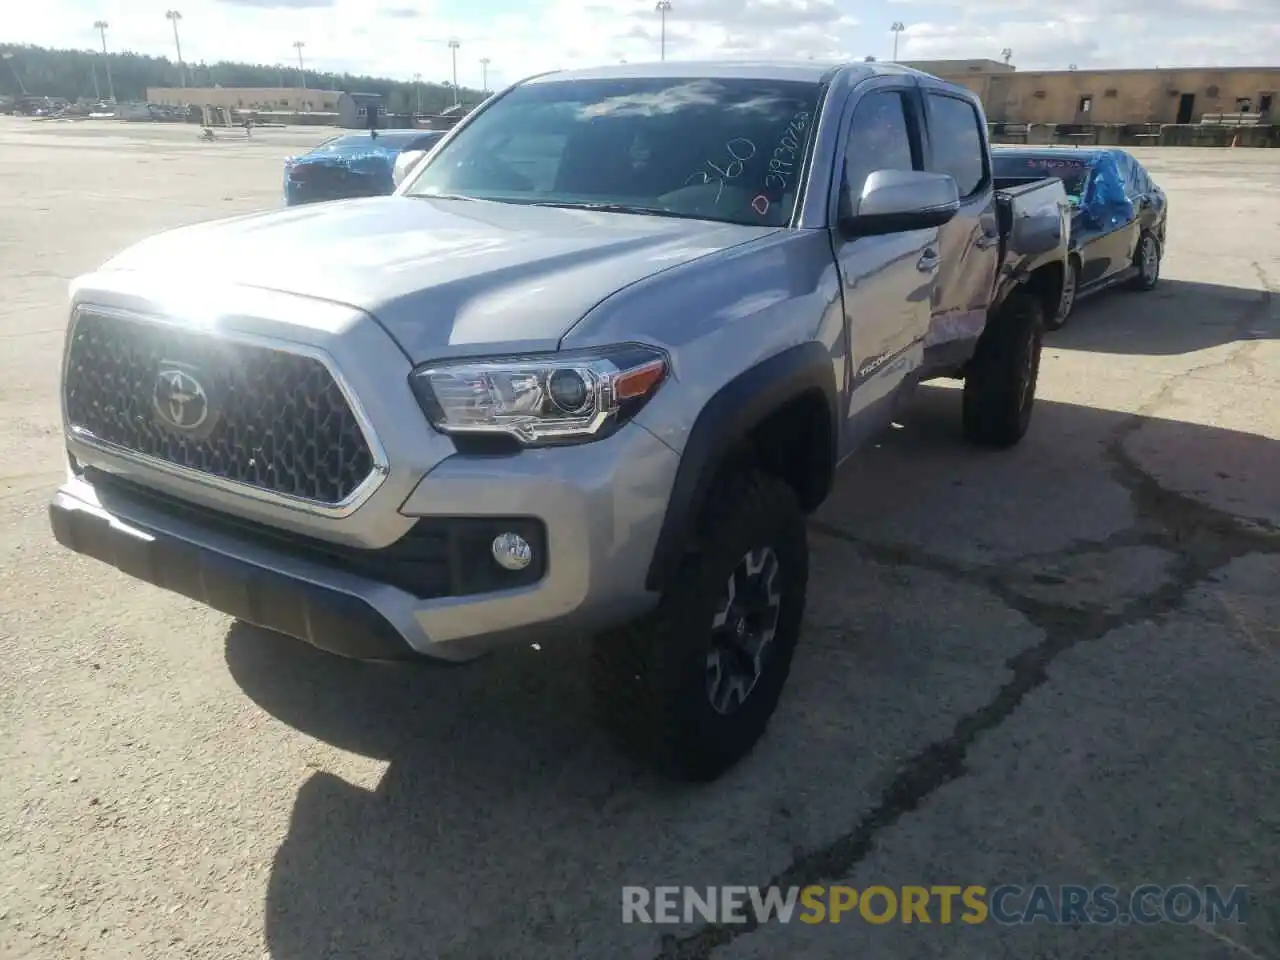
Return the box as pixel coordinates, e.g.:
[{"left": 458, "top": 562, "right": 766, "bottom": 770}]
[
  {"left": 764, "top": 111, "right": 810, "bottom": 192},
  {"left": 751, "top": 195, "right": 770, "bottom": 216},
  {"left": 1024, "top": 158, "right": 1086, "bottom": 170},
  {"left": 685, "top": 138, "right": 757, "bottom": 203}
]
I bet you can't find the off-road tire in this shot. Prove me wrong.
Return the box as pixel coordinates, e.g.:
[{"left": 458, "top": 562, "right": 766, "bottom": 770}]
[
  {"left": 962, "top": 290, "right": 1044, "bottom": 448},
  {"left": 1126, "top": 231, "right": 1161, "bottom": 291},
  {"left": 1045, "top": 256, "right": 1078, "bottom": 331},
  {"left": 589, "top": 470, "right": 808, "bottom": 782}
]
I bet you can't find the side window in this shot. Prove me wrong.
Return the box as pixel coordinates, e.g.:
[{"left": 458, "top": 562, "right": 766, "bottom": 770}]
[
  {"left": 1112, "top": 151, "right": 1137, "bottom": 197},
  {"left": 1131, "top": 160, "right": 1151, "bottom": 196},
  {"left": 925, "top": 93, "right": 987, "bottom": 198},
  {"left": 842, "top": 91, "right": 916, "bottom": 203}
]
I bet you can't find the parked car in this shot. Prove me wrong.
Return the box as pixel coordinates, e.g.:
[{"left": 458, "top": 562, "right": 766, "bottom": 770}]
[
  {"left": 283, "top": 129, "right": 446, "bottom": 205},
  {"left": 51, "top": 62, "right": 1068, "bottom": 782},
  {"left": 993, "top": 146, "right": 1167, "bottom": 328}
]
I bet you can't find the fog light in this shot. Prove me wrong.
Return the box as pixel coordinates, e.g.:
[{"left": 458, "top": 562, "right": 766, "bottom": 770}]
[{"left": 491, "top": 532, "right": 533, "bottom": 571}]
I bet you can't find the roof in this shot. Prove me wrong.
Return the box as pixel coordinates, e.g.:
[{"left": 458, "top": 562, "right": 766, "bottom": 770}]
[
  {"left": 528, "top": 60, "right": 926, "bottom": 85},
  {"left": 333, "top": 128, "right": 422, "bottom": 137},
  {"left": 342, "top": 91, "right": 384, "bottom": 103}
]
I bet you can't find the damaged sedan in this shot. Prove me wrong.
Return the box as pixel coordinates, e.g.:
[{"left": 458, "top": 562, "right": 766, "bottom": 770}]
[
  {"left": 993, "top": 147, "right": 1167, "bottom": 329},
  {"left": 283, "top": 129, "right": 446, "bottom": 206}
]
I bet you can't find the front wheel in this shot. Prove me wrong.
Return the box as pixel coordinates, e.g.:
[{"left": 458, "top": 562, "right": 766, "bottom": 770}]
[
  {"left": 962, "top": 291, "right": 1045, "bottom": 448},
  {"left": 1127, "top": 232, "right": 1161, "bottom": 291},
  {"left": 1046, "top": 257, "right": 1078, "bottom": 331},
  {"left": 590, "top": 470, "right": 808, "bottom": 782}
]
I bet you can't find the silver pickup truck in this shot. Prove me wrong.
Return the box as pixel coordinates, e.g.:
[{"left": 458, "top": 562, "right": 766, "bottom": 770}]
[{"left": 50, "top": 62, "right": 1069, "bottom": 781}]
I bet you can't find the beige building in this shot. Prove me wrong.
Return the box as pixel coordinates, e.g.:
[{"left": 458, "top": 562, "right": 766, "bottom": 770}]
[
  {"left": 146, "top": 87, "right": 341, "bottom": 112},
  {"left": 904, "top": 62, "right": 1278, "bottom": 126}
]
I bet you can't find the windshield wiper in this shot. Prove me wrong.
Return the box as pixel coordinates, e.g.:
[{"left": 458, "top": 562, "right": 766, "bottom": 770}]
[
  {"left": 525, "top": 201, "right": 711, "bottom": 221},
  {"left": 410, "top": 192, "right": 480, "bottom": 202}
]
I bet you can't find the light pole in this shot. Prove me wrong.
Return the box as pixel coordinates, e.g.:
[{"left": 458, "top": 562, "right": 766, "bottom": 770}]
[
  {"left": 655, "top": 1, "right": 672, "bottom": 61},
  {"left": 293, "top": 41, "right": 306, "bottom": 88},
  {"left": 891, "top": 21, "right": 905, "bottom": 62},
  {"left": 165, "top": 10, "right": 185, "bottom": 87},
  {"left": 447, "top": 39, "right": 460, "bottom": 106},
  {"left": 93, "top": 20, "right": 115, "bottom": 102},
  {"left": 413, "top": 72, "right": 422, "bottom": 114},
  {"left": 480, "top": 57, "right": 491, "bottom": 94},
  {"left": 1001, "top": 47, "right": 1013, "bottom": 65}
]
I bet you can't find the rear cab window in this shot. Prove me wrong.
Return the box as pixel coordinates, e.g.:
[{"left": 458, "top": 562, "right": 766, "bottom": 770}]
[{"left": 992, "top": 153, "right": 1091, "bottom": 199}]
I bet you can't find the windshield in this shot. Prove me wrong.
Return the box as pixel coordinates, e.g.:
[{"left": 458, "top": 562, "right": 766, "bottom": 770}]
[
  {"left": 403, "top": 76, "right": 824, "bottom": 227},
  {"left": 993, "top": 154, "right": 1092, "bottom": 199},
  {"left": 310, "top": 132, "right": 422, "bottom": 153}
]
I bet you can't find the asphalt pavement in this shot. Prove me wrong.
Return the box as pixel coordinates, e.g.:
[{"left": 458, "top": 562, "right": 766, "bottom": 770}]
[{"left": 0, "top": 118, "right": 1276, "bottom": 960}]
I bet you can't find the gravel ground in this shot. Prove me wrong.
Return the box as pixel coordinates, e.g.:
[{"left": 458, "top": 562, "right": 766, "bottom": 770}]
[{"left": 1, "top": 118, "right": 1277, "bottom": 960}]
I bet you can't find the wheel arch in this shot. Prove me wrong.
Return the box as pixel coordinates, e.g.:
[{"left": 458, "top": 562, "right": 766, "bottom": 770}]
[{"left": 644, "top": 342, "right": 839, "bottom": 593}]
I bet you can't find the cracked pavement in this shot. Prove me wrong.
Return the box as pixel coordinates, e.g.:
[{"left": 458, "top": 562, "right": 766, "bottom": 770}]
[{"left": 1, "top": 121, "right": 1277, "bottom": 959}]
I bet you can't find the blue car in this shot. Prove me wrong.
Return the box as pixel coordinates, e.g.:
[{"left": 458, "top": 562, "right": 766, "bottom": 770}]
[
  {"left": 283, "top": 129, "right": 446, "bottom": 206},
  {"left": 992, "top": 146, "right": 1167, "bottom": 329}
]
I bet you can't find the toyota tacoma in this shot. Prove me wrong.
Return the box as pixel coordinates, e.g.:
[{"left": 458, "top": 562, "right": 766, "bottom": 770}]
[{"left": 51, "top": 62, "right": 1069, "bottom": 781}]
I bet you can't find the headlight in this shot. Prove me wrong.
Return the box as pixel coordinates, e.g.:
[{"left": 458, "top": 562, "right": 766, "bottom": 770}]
[{"left": 409, "top": 344, "right": 668, "bottom": 445}]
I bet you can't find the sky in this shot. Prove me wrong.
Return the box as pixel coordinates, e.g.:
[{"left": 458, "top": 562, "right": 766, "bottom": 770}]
[{"left": 11, "top": 0, "right": 1280, "bottom": 91}]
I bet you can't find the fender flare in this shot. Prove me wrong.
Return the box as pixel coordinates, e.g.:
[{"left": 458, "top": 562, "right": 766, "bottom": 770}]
[{"left": 645, "top": 341, "right": 839, "bottom": 592}]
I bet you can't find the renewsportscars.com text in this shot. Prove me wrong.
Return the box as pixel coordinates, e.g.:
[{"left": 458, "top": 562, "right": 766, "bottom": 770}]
[{"left": 622, "top": 884, "right": 1249, "bottom": 926}]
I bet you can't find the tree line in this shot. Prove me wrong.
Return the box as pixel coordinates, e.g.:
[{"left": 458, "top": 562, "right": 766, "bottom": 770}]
[{"left": 1, "top": 43, "right": 478, "bottom": 114}]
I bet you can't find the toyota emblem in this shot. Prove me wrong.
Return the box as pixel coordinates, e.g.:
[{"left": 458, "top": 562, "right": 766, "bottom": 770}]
[{"left": 153, "top": 365, "right": 211, "bottom": 431}]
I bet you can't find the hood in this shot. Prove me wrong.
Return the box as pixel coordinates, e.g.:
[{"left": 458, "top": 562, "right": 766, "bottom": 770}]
[
  {"left": 289, "top": 141, "right": 402, "bottom": 166},
  {"left": 97, "top": 196, "right": 776, "bottom": 361}
]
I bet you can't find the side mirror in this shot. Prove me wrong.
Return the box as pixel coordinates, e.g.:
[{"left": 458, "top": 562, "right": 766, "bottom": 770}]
[
  {"left": 392, "top": 149, "right": 426, "bottom": 188},
  {"left": 838, "top": 170, "right": 960, "bottom": 238}
]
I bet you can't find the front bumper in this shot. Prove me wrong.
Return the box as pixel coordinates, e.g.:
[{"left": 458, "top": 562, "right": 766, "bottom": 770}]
[{"left": 49, "top": 419, "right": 679, "bottom": 663}]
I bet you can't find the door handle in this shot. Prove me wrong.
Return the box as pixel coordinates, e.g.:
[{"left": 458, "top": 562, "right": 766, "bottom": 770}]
[
  {"left": 975, "top": 232, "right": 1000, "bottom": 250},
  {"left": 917, "top": 248, "right": 940, "bottom": 272}
]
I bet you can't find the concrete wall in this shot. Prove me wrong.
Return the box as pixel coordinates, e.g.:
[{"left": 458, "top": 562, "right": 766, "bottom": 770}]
[
  {"left": 932, "top": 67, "right": 1279, "bottom": 126},
  {"left": 146, "top": 87, "right": 342, "bottom": 112}
]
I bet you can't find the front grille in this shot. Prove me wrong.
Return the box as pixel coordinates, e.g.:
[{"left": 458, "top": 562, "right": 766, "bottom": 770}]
[
  {"left": 64, "top": 309, "right": 376, "bottom": 506},
  {"left": 289, "top": 162, "right": 349, "bottom": 189}
]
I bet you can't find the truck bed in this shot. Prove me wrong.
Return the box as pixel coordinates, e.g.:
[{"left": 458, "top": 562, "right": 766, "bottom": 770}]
[{"left": 991, "top": 176, "right": 1071, "bottom": 314}]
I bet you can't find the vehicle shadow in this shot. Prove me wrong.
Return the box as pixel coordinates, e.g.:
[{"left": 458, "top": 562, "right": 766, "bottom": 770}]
[
  {"left": 1049, "top": 277, "right": 1275, "bottom": 356},
  {"left": 229, "top": 387, "right": 1278, "bottom": 960}
]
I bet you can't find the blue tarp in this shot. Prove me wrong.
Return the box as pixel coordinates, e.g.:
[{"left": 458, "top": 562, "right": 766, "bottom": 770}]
[{"left": 1078, "top": 152, "right": 1134, "bottom": 230}]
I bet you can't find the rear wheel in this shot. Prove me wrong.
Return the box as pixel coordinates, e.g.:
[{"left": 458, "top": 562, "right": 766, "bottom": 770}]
[
  {"left": 1127, "top": 232, "right": 1161, "bottom": 291},
  {"left": 590, "top": 470, "right": 808, "bottom": 782},
  {"left": 962, "top": 291, "right": 1044, "bottom": 448}
]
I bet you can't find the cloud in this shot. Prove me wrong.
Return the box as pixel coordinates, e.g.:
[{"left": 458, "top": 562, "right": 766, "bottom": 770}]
[
  {"left": 217, "top": 0, "right": 336, "bottom": 8},
  {"left": 888, "top": 0, "right": 1278, "bottom": 68},
  {"left": 10, "top": 0, "right": 1278, "bottom": 85}
]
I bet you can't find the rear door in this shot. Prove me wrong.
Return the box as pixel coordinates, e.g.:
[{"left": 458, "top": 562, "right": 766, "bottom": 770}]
[
  {"left": 1127, "top": 156, "right": 1165, "bottom": 239},
  {"left": 829, "top": 78, "right": 935, "bottom": 449},
  {"left": 1078, "top": 151, "right": 1138, "bottom": 283},
  {"left": 1105, "top": 150, "right": 1143, "bottom": 277},
  {"left": 918, "top": 85, "right": 1001, "bottom": 365}
]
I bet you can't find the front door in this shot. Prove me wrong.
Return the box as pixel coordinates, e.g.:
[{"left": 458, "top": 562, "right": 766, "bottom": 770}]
[
  {"left": 1089, "top": 152, "right": 1141, "bottom": 283},
  {"left": 829, "top": 81, "right": 936, "bottom": 453}
]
